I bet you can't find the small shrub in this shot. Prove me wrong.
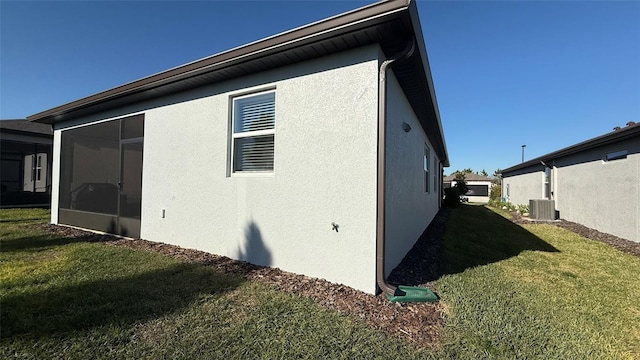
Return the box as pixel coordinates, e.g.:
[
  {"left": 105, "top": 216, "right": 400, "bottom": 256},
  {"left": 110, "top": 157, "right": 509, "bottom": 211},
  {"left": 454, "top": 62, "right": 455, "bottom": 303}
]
[
  {"left": 443, "top": 187, "right": 461, "bottom": 207},
  {"left": 497, "top": 202, "right": 516, "bottom": 212},
  {"left": 489, "top": 183, "right": 501, "bottom": 204},
  {"left": 453, "top": 173, "right": 469, "bottom": 196},
  {"left": 488, "top": 198, "right": 502, "bottom": 208}
]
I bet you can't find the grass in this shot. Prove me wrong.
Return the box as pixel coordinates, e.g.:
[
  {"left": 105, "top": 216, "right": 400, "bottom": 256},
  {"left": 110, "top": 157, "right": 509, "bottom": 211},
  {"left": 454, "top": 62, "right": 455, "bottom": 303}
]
[
  {"left": 1, "top": 206, "right": 639, "bottom": 359},
  {"left": 0, "top": 209, "right": 430, "bottom": 359},
  {"left": 435, "top": 204, "right": 640, "bottom": 359}
]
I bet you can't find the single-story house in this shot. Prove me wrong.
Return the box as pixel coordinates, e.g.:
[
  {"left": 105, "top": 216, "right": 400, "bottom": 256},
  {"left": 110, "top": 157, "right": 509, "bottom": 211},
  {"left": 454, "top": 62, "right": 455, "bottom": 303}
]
[
  {"left": 443, "top": 173, "right": 494, "bottom": 203},
  {"left": 1, "top": 119, "right": 53, "bottom": 207},
  {"left": 27, "top": 0, "right": 449, "bottom": 295},
  {"left": 501, "top": 122, "right": 639, "bottom": 243}
]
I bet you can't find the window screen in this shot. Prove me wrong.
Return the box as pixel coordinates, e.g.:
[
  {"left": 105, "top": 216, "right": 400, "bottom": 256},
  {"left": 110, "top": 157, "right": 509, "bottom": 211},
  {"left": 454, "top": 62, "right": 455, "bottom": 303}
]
[
  {"left": 232, "top": 91, "right": 275, "bottom": 172},
  {"left": 466, "top": 185, "right": 489, "bottom": 197},
  {"left": 59, "top": 120, "right": 120, "bottom": 214}
]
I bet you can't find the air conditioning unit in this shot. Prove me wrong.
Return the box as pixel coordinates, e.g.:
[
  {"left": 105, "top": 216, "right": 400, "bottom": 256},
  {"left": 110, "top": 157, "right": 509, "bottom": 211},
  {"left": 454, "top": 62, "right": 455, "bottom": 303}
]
[{"left": 529, "top": 199, "right": 556, "bottom": 220}]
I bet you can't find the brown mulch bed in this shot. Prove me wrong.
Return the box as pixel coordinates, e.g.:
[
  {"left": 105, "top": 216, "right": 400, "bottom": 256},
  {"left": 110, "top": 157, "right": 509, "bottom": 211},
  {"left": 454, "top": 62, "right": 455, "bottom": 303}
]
[
  {"left": 510, "top": 212, "right": 640, "bottom": 257},
  {"left": 35, "top": 211, "right": 452, "bottom": 348}
]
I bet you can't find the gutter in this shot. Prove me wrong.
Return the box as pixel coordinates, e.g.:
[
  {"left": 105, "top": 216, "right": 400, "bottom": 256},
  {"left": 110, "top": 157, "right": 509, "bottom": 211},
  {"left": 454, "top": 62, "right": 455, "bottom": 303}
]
[
  {"left": 376, "top": 38, "right": 437, "bottom": 303},
  {"left": 28, "top": 0, "right": 410, "bottom": 124}
]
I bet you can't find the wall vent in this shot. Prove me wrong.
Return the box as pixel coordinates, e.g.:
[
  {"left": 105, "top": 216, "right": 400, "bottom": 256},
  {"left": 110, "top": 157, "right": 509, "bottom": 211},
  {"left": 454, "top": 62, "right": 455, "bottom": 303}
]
[{"left": 529, "top": 199, "right": 556, "bottom": 220}]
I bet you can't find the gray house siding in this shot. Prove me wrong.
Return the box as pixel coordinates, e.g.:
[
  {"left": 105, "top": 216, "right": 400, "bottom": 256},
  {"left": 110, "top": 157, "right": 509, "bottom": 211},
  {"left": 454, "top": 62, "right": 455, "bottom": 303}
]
[
  {"left": 553, "top": 138, "right": 639, "bottom": 242},
  {"left": 502, "top": 128, "right": 639, "bottom": 243},
  {"left": 384, "top": 67, "right": 441, "bottom": 277},
  {"left": 502, "top": 166, "right": 546, "bottom": 207}
]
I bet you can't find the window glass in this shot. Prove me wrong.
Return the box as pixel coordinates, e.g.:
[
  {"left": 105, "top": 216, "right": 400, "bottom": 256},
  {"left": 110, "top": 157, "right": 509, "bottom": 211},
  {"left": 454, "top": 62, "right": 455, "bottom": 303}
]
[
  {"left": 36, "top": 155, "right": 42, "bottom": 181},
  {"left": 233, "top": 136, "right": 274, "bottom": 172},
  {"left": 232, "top": 91, "right": 275, "bottom": 172},
  {"left": 544, "top": 167, "right": 550, "bottom": 199}
]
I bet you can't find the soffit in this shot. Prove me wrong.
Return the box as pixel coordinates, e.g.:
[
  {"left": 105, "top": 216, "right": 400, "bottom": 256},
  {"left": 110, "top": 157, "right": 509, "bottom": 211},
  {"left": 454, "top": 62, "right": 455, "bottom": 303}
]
[{"left": 27, "top": 0, "right": 448, "bottom": 164}]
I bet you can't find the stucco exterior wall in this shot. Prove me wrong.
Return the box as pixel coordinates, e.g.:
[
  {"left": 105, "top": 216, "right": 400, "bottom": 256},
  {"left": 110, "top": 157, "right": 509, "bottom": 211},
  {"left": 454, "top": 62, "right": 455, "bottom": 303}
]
[
  {"left": 52, "top": 46, "right": 381, "bottom": 293},
  {"left": 384, "top": 68, "right": 441, "bottom": 276},
  {"left": 502, "top": 137, "right": 639, "bottom": 243},
  {"left": 554, "top": 138, "right": 639, "bottom": 242},
  {"left": 502, "top": 166, "right": 545, "bottom": 206}
]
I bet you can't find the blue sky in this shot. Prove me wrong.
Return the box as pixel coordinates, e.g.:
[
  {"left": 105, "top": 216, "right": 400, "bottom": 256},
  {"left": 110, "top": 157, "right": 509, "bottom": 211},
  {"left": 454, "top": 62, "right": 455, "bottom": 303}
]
[{"left": 2, "top": 0, "right": 639, "bottom": 174}]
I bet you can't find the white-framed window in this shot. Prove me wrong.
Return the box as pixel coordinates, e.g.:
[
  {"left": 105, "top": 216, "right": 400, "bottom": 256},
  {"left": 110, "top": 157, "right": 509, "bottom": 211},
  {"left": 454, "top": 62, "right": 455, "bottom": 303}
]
[
  {"left": 433, "top": 156, "right": 437, "bottom": 193},
  {"left": 231, "top": 90, "right": 276, "bottom": 173},
  {"left": 36, "top": 155, "right": 43, "bottom": 181},
  {"left": 544, "top": 167, "right": 550, "bottom": 199},
  {"left": 424, "top": 145, "right": 430, "bottom": 193}
]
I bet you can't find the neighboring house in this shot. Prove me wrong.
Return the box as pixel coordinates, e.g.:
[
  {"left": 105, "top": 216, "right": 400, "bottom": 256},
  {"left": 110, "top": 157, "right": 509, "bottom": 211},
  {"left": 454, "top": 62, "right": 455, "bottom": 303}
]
[
  {"left": 27, "top": 0, "right": 449, "bottom": 295},
  {"left": 443, "top": 173, "right": 494, "bottom": 203},
  {"left": 0, "top": 119, "right": 53, "bottom": 207},
  {"left": 501, "top": 122, "right": 639, "bottom": 243}
]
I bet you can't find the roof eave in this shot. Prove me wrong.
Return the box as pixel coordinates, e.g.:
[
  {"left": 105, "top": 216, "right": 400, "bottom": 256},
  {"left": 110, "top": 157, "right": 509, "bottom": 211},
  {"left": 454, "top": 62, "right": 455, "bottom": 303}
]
[
  {"left": 25, "top": 0, "right": 448, "bottom": 165},
  {"left": 27, "top": 0, "right": 410, "bottom": 125},
  {"left": 501, "top": 124, "right": 640, "bottom": 174},
  {"left": 407, "top": 2, "right": 449, "bottom": 166}
]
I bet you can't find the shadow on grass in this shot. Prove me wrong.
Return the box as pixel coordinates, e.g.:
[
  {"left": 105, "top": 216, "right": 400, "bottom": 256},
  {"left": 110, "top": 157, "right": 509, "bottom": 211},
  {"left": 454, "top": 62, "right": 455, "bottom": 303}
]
[
  {"left": 1, "top": 262, "right": 243, "bottom": 339},
  {"left": 389, "top": 205, "right": 559, "bottom": 286},
  {"left": 442, "top": 205, "right": 559, "bottom": 275},
  {"left": 0, "top": 218, "right": 48, "bottom": 223},
  {"left": 0, "top": 234, "right": 110, "bottom": 253}
]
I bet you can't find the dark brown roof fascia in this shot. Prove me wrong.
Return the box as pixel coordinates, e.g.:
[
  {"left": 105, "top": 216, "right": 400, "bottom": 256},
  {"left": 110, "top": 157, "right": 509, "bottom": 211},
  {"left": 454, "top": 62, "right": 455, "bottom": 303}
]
[
  {"left": 407, "top": 2, "right": 449, "bottom": 166},
  {"left": 501, "top": 123, "right": 640, "bottom": 174},
  {"left": 27, "top": 0, "right": 410, "bottom": 124}
]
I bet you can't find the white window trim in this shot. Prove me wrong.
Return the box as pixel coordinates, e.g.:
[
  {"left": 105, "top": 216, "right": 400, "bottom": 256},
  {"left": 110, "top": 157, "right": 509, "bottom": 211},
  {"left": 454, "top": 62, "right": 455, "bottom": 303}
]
[
  {"left": 424, "top": 145, "right": 430, "bottom": 194},
  {"left": 433, "top": 155, "right": 437, "bottom": 193},
  {"left": 229, "top": 89, "right": 276, "bottom": 176}
]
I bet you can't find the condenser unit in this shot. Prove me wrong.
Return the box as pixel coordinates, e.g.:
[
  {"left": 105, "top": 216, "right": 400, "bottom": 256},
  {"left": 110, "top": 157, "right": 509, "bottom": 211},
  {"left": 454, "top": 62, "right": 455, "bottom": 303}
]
[{"left": 529, "top": 199, "right": 556, "bottom": 220}]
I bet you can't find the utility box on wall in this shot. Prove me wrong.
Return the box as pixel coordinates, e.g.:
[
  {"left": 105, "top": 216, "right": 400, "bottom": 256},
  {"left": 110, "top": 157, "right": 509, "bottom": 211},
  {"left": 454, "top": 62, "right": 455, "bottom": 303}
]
[{"left": 529, "top": 199, "right": 556, "bottom": 220}]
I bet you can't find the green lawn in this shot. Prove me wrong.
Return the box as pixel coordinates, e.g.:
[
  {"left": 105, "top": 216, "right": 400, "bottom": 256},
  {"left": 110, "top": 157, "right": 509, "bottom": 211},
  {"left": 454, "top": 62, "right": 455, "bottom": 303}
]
[
  {"left": 1, "top": 207, "right": 638, "bottom": 359},
  {"left": 0, "top": 209, "right": 427, "bottom": 359},
  {"left": 436, "top": 205, "right": 640, "bottom": 359}
]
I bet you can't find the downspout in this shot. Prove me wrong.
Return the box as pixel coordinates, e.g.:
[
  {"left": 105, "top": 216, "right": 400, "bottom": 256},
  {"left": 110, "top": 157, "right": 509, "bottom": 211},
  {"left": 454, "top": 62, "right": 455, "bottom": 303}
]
[{"left": 376, "top": 38, "right": 436, "bottom": 302}]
